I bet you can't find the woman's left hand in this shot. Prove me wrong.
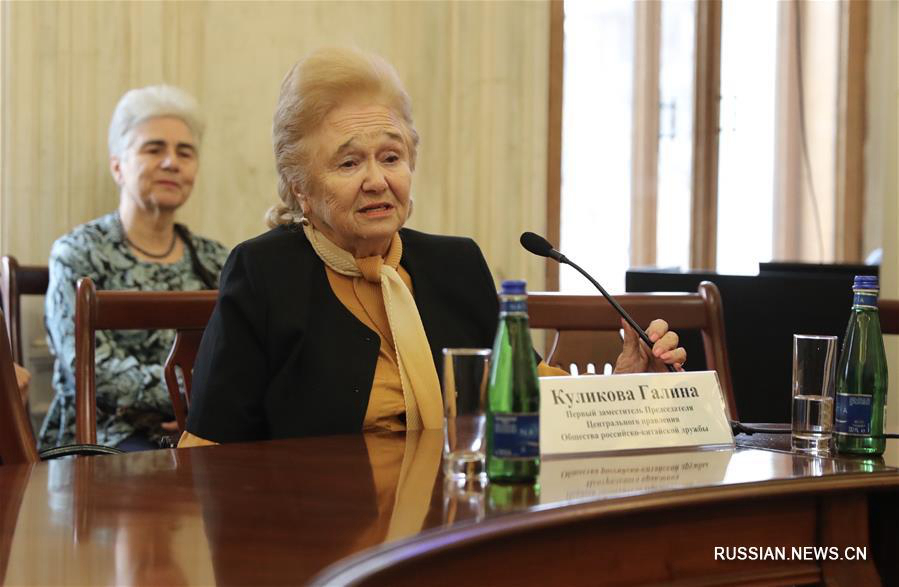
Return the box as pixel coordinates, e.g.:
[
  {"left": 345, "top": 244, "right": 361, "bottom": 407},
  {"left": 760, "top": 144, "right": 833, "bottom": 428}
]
[{"left": 614, "top": 318, "right": 686, "bottom": 374}]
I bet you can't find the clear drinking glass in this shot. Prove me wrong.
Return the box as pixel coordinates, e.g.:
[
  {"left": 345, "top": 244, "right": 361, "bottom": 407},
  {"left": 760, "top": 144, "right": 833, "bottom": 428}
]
[
  {"left": 441, "top": 348, "right": 491, "bottom": 481},
  {"left": 791, "top": 334, "right": 838, "bottom": 453}
]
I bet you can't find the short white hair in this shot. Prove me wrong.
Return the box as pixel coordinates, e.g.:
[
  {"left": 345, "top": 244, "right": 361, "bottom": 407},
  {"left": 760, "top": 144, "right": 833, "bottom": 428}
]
[{"left": 108, "top": 85, "right": 204, "bottom": 158}]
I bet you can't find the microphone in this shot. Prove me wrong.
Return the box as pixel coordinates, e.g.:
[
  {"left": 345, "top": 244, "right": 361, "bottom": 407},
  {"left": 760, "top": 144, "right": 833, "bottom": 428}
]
[
  {"left": 520, "top": 231, "right": 567, "bottom": 263},
  {"left": 520, "top": 232, "right": 675, "bottom": 373}
]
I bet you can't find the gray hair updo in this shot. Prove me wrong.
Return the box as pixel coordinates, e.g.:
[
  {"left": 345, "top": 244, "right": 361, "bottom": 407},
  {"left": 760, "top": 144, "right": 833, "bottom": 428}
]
[
  {"left": 108, "top": 85, "right": 204, "bottom": 158},
  {"left": 266, "top": 47, "right": 419, "bottom": 228}
]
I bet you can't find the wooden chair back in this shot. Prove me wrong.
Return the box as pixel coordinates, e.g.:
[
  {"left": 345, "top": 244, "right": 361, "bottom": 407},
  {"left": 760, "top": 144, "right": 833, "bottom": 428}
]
[
  {"left": 74, "top": 277, "right": 217, "bottom": 444},
  {"left": 0, "top": 256, "right": 50, "bottom": 364},
  {"left": 527, "top": 281, "right": 738, "bottom": 420},
  {"left": 0, "top": 310, "right": 38, "bottom": 465},
  {"left": 163, "top": 329, "right": 207, "bottom": 431},
  {"left": 878, "top": 299, "right": 899, "bottom": 335}
]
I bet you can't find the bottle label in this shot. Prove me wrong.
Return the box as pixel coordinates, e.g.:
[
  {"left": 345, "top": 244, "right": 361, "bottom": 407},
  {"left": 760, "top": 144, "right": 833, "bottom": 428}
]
[
  {"left": 491, "top": 413, "right": 539, "bottom": 458},
  {"left": 853, "top": 291, "right": 878, "bottom": 309},
  {"left": 835, "top": 393, "right": 874, "bottom": 436},
  {"left": 500, "top": 299, "right": 528, "bottom": 314}
]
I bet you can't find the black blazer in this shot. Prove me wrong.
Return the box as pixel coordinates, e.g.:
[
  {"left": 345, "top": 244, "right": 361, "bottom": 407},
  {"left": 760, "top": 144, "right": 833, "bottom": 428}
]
[{"left": 187, "top": 225, "right": 499, "bottom": 443}]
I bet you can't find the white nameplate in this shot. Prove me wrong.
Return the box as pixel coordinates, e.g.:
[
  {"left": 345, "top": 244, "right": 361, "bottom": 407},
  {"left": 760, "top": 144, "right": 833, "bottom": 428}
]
[
  {"left": 539, "top": 448, "right": 734, "bottom": 504},
  {"left": 539, "top": 371, "right": 734, "bottom": 456}
]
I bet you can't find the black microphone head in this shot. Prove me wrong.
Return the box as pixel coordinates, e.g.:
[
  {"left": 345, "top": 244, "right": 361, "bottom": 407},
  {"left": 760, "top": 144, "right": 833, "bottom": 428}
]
[{"left": 520, "top": 232, "right": 555, "bottom": 258}]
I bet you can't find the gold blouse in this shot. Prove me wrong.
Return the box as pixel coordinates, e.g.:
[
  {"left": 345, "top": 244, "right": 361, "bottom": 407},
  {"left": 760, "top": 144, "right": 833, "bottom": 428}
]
[{"left": 325, "top": 264, "right": 412, "bottom": 432}]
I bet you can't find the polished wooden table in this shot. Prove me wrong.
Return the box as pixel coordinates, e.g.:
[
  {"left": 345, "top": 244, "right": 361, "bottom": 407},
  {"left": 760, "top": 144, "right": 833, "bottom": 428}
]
[{"left": 0, "top": 432, "right": 896, "bottom": 586}]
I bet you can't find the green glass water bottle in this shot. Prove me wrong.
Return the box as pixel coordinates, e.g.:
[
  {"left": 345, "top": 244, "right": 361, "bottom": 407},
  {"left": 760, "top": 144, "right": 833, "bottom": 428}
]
[
  {"left": 486, "top": 280, "right": 540, "bottom": 483},
  {"left": 834, "top": 275, "right": 888, "bottom": 455}
]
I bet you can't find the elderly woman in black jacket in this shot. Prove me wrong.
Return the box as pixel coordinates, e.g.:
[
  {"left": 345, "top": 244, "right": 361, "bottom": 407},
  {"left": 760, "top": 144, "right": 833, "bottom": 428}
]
[{"left": 181, "top": 48, "right": 685, "bottom": 447}]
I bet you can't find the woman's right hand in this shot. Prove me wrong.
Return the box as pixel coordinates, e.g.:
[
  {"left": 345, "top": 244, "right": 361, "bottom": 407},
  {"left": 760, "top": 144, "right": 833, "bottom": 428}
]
[{"left": 614, "top": 318, "right": 686, "bottom": 373}]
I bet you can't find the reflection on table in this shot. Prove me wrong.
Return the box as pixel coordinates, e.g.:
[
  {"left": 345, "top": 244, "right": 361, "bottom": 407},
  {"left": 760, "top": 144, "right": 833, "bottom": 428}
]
[
  {"left": 540, "top": 448, "right": 733, "bottom": 503},
  {"left": 2, "top": 451, "right": 214, "bottom": 586},
  {"left": 0, "top": 430, "right": 895, "bottom": 586}
]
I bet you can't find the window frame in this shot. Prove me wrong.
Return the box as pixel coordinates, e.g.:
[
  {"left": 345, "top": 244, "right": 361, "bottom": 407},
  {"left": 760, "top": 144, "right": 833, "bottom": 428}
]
[{"left": 547, "top": 0, "right": 869, "bottom": 285}]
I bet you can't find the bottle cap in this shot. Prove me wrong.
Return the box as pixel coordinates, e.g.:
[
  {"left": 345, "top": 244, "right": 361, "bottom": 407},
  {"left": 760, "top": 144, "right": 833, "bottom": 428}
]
[
  {"left": 853, "top": 275, "right": 879, "bottom": 291},
  {"left": 500, "top": 280, "right": 527, "bottom": 295}
]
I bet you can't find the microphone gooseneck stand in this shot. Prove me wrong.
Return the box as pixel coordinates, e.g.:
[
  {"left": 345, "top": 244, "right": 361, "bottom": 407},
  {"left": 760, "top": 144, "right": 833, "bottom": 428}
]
[
  {"left": 517, "top": 231, "right": 899, "bottom": 441},
  {"left": 519, "top": 231, "right": 674, "bottom": 373}
]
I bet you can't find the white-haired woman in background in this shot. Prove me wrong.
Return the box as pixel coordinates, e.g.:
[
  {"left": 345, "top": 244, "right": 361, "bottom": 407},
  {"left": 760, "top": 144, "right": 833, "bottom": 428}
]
[{"left": 41, "top": 85, "right": 229, "bottom": 451}]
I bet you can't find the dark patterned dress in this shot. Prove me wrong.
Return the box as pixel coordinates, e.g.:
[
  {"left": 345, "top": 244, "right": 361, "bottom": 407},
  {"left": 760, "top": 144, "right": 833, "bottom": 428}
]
[{"left": 39, "top": 213, "right": 229, "bottom": 449}]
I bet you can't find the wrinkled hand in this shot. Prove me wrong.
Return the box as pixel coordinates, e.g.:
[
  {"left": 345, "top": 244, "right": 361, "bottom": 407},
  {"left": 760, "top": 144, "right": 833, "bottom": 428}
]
[
  {"left": 613, "top": 318, "right": 686, "bottom": 374},
  {"left": 13, "top": 363, "right": 30, "bottom": 406}
]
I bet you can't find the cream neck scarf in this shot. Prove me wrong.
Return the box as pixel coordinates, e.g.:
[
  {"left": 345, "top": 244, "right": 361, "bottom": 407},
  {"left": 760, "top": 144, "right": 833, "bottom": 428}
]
[{"left": 302, "top": 223, "right": 443, "bottom": 430}]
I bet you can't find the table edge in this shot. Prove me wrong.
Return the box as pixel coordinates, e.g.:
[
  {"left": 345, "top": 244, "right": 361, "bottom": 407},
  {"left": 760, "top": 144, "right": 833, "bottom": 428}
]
[{"left": 310, "top": 471, "right": 899, "bottom": 586}]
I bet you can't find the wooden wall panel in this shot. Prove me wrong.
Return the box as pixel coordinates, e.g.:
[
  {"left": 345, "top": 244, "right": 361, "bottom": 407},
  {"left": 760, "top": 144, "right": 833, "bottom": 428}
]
[
  {"left": 689, "top": 0, "right": 721, "bottom": 270},
  {"left": 0, "top": 1, "right": 550, "bottom": 293},
  {"left": 630, "top": 0, "right": 661, "bottom": 268},
  {"left": 834, "top": 0, "right": 867, "bottom": 263},
  {"left": 865, "top": 0, "right": 898, "bottom": 461},
  {"left": 545, "top": 0, "right": 563, "bottom": 292}
]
